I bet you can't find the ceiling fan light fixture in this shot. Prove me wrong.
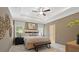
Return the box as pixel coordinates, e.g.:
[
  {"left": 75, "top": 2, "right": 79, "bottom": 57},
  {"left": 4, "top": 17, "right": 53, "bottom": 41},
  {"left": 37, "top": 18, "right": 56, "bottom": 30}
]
[
  {"left": 32, "top": 7, "right": 51, "bottom": 16},
  {"left": 39, "top": 12, "right": 43, "bottom": 15}
]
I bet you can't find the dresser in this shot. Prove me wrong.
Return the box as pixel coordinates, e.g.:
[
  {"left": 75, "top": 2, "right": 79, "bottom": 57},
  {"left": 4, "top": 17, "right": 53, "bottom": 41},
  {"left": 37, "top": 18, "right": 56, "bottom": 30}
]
[{"left": 66, "top": 40, "right": 79, "bottom": 52}]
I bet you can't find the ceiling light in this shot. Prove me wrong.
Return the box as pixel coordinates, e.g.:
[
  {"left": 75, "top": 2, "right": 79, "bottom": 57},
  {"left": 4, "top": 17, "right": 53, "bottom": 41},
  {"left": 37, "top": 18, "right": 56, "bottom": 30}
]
[
  {"left": 32, "top": 7, "right": 50, "bottom": 16},
  {"left": 39, "top": 12, "right": 43, "bottom": 15}
]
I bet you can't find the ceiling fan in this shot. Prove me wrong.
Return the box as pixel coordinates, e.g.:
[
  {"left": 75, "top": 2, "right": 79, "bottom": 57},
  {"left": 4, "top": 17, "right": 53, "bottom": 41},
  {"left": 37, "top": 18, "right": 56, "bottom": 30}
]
[{"left": 32, "top": 7, "right": 50, "bottom": 16}]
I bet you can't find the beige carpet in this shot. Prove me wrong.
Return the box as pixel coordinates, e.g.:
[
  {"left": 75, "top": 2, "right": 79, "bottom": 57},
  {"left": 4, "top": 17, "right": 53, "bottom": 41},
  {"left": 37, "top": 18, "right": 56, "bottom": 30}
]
[{"left": 9, "top": 43, "right": 65, "bottom": 52}]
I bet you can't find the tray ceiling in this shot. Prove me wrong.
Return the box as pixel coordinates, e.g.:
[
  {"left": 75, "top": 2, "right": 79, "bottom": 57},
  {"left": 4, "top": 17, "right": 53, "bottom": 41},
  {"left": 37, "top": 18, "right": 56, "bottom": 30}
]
[{"left": 9, "top": 7, "right": 79, "bottom": 24}]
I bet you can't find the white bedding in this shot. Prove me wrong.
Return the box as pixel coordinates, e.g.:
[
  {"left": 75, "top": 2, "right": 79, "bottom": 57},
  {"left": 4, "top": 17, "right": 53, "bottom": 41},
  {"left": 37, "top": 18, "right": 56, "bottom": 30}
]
[{"left": 24, "top": 36, "right": 50, "bottom": 49}]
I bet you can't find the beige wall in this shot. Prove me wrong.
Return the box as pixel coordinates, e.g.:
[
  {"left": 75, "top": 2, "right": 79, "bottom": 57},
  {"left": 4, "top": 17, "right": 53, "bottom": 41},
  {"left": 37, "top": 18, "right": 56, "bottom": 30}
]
[
  {"left": 46, "top": 12, "right": 79, "bottom": 45},
  {"left": 0, "top": 7, "right": 13, "bottom": 52}
]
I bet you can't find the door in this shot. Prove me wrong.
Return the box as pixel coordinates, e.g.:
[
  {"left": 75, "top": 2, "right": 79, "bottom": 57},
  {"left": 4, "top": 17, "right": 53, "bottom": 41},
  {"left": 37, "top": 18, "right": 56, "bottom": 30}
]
[{"left": 49, "top": 24, "right": 55, "bottom": 44}]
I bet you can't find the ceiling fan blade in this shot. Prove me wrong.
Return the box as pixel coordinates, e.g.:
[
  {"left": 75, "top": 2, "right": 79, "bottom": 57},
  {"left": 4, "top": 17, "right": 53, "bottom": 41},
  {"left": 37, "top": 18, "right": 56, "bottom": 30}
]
[
  {"left": 32, "top": 10, "right": 39, "bottom": 12},
  {"left": 43, "top": 13, "right": 46, "bottom": 16},
  {"left": 43, "top": 9, "right": 50, "bottom": 12}
]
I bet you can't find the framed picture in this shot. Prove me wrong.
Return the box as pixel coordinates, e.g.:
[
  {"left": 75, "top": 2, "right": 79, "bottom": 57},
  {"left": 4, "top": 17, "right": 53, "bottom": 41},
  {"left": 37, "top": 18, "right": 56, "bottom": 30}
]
[{"left": 27, "top": 22, "right": 38, "bottom": 30}]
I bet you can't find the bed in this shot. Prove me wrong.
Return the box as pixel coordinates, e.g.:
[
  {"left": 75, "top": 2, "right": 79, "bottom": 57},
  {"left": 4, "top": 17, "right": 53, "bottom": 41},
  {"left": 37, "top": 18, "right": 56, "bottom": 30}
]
[{"left": 24, "top": 36, "right": 50, "bottom": 49}]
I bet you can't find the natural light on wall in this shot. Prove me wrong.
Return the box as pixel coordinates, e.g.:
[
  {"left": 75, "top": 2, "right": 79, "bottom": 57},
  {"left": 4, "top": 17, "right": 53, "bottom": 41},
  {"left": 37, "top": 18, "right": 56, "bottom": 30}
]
[{"left": 16, "top": 27, "right": 23, "bottom": 37}]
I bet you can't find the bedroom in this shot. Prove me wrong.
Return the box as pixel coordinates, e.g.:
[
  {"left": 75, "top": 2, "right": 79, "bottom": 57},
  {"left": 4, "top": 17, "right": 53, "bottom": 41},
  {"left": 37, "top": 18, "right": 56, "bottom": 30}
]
[{"left": 0, "top": 7, "right": 79, "bottom": 52}]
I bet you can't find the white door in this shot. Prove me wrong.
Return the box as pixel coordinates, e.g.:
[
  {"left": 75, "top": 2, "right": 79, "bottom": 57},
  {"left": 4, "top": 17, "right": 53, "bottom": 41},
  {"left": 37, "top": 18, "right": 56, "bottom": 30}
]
[{"left": 49, "top": 24, "right": 55, "bottom": 44}]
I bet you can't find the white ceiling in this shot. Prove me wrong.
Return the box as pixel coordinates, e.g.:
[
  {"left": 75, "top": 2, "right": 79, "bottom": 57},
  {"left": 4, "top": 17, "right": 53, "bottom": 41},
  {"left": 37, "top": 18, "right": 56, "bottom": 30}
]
[{"left": 9, "top": 7, "right": 79, "bottom": 24}]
